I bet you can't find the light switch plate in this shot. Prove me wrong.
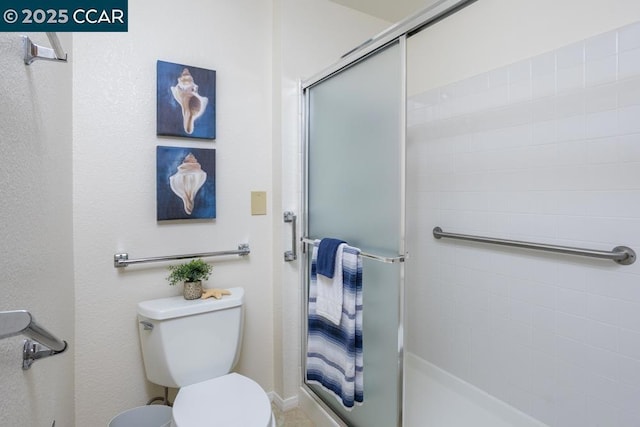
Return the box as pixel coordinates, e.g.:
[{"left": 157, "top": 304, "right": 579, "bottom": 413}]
[{"left": 251, "top": 191, "right": 267, "bottom": 215}]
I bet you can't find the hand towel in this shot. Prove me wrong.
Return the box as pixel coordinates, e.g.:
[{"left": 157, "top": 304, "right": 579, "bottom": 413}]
[
  {"left": 315, "top": 242, "right": 345, "bottom": 325},
  {"left": 307, "top": 241, "right": 363, "bottom": 410},
  {"left": 317, "top": 238, "right": 346, "bottom": 278}
]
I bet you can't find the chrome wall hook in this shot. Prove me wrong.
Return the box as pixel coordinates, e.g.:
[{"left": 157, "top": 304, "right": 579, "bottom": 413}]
[{"left": 22, "top": 32, "right": 68, "bottom": 65}]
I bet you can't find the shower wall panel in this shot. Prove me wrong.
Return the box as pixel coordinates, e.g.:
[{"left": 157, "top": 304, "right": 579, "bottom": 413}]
[{"left": 406, "top": 21, "right": 640, "bottom": 426}]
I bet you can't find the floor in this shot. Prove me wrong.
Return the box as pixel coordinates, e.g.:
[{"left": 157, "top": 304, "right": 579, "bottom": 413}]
[{"left": 272, "top": 403, "right": 315, "bottom": 427}]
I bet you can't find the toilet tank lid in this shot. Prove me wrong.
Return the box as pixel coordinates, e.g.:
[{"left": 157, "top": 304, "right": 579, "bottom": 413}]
[{"left": 137, "top": 287, "right": 244, "bottom": 320}]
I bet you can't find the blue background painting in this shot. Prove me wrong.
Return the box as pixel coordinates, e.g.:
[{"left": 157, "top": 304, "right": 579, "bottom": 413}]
[
  {"left": 156, "top": 146, "right": 216, "bottom": 221},
  {"left": 157, "top": 60, "right": 216, "bottom": 139}
]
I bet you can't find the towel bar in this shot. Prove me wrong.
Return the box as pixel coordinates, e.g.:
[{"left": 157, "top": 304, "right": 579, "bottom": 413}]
[
  {"left": 0, "top": 310, "right": 68, "bottom": 369},
  {"left": 301, "top": 237, "right": 405, "bottom": 263},
  {"left": 22, "top": 33, "right": 68, "bottom": 65}
]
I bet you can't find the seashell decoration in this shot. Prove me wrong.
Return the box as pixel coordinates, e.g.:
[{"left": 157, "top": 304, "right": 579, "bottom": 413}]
[
  {"left": 170, "top": 68, "right": 209, "bottom": 135},
  {"left": 169, "top": 153, "right": 207, "bottom": 215}
]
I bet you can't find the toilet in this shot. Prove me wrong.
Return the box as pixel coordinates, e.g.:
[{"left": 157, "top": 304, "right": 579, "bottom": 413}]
[{"left": 137, "top": 287, "right": 275, "bottom": 427}]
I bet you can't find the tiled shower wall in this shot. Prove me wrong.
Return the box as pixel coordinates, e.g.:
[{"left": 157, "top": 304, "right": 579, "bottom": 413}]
[{"left": 406, "top": 22, "right": 640, "bottom": 426}]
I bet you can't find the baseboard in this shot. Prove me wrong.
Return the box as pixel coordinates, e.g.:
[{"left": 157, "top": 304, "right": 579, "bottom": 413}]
[{"left": 268, "top": 391, "right": 299, "bottom": 412}]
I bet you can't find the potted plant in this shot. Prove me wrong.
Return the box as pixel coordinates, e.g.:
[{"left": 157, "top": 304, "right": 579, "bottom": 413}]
[{"left": 167, "top": 259, "right": 213, "bottom": 300}]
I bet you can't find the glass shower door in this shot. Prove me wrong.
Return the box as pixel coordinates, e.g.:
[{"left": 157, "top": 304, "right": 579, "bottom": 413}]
[{"left": 303, "top": 41, "right": 404, "bottom": 427}]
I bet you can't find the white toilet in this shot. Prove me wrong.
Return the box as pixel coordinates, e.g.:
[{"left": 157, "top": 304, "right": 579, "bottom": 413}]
[{"left": 137, "top": 287, "right": 275, "bottom": 427}]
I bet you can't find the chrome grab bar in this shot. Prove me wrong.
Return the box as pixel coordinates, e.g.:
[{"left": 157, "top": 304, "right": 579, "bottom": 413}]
[
  {"left": 433, "top": 227, "right": 636, "bottom": 265},
  {"left": 284, "top": 211, "right": 297, "bottom": 262},
  {"left": 301, "top": 237, "right": 405, "bottom": 264},
  {"left": 0, "top": 310, "right": 68, "bottom": 369},
  {"left": 114, "top": 243, "right": 250, "bottom": 268}
]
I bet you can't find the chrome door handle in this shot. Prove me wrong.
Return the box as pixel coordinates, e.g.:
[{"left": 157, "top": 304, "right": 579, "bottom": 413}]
[{"left": 284, "top": 211, "right": 297, "bottom": 262}]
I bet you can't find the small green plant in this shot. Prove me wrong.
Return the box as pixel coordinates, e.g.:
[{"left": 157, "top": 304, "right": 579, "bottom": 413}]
[{"left": 166, "top": 259, "right": 213, "bottom": 286}]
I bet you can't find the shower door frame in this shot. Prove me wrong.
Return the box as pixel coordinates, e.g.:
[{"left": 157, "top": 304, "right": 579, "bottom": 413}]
[{"left": 298, "top": 1, "right": 476, "bottom": 425}]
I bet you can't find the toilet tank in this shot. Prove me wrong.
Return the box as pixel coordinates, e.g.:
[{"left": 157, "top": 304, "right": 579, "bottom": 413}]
[{"left": 137, "top": 287, "right": 244, "bottom": 388}]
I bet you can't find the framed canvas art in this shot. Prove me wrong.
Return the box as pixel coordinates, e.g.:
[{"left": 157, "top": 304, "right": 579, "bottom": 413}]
[
  {"left": 156, "top": 146, "right": 216, "bottom": 221},
  {"left": 157, "top": 60, "right": 216, "bottom": 139}
]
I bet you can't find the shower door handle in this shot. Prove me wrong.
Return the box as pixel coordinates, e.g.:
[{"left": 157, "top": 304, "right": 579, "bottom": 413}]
[{"left": 284, "top": 211, "right": 297, "bottom": 262}]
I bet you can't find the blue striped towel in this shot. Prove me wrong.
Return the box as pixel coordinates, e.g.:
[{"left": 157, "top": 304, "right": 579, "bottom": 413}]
[{"left": 307, "top": 240, "right": 363, "bottom": 409}]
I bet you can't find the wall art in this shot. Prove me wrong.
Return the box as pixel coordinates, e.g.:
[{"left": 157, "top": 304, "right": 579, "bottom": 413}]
[
  {"left": 157, "top": 60, "right": 216, "bottom": 139},
  {"left": 156, "top": 146, "right": 216, "bottom": 221}
]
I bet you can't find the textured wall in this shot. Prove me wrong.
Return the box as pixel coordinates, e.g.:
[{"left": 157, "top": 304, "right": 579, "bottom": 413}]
[
  {"left": 0, "top": 33, "right": 74, "bottom": 426},
  {"left": 407, "top": 4, "right": 640, "bottom": 425},
  {"left": 72, "top": 1, "right": 274, "bottom": 425}
]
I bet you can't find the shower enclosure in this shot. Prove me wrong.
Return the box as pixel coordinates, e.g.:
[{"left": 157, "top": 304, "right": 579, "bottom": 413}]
[{"left": 301, "top": 1, "right": 640, "bottom": 426}]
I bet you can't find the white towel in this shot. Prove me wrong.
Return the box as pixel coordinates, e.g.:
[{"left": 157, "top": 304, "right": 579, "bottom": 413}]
[
  {"left": 315, "top": 242, "right": 345, "bottom": 325},
  {"left": 307, "top": 242, "right": 363, "bottom": 410}
]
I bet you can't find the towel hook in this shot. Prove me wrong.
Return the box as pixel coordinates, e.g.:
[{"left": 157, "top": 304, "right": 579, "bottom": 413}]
[{"left": 22, "top": 32, "right": 68, "bottom": 65}]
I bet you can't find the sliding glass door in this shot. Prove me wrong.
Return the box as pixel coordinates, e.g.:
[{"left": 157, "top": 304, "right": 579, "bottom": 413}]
[{"left": 302, "top": 41, "right": 404, "bottom": 427}]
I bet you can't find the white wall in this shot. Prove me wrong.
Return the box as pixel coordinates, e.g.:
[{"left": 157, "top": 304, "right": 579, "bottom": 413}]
[
  {"left": 72, "top": 1, "right": 273, "bottom": 424},
  {"left": 70, "top": 0, "right": 388, "bottom": 424},
  {"left": 0, "top": 33, "right": 75, "bottom": 426},
  {"left": 406, "top": 1, "right": 640, "bottom": 425}
]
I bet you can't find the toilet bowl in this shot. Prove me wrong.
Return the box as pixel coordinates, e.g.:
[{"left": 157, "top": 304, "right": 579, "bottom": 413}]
[
  {"left": 137, "top": 288, "right": 274, "bottom": 427},
  {"left": 171, "top": 373, "right": 274, "bottom": 427}
]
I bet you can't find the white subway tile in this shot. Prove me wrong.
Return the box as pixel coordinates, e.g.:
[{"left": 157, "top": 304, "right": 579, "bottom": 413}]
[
  {"left": 556, "top": 91, "right": 585, "bottom": 118},
  {"left": 585, "top": 31, "right": 618, "bottom": 61},
  {"left": 587, "top": 269, "right": 640, "bottom": 304},
  {"left": 556, "top": 115, "right": 585, "bottom": 141},
  {"left": 586, "top": 318, "right": 619, "bottom": 352},
  {"left": 588, "top": 346, "right": 622, "bottom": 380},
  {"left": 556, "top": 335, "right": 590, "bottom": 366},
  {"left": 586, "top": 110, "right": 618, "bottom": 138},
  {"left": 532, "top": 52, "right": 557, "bottom": 75},
  {"left": 618, "top": 21, "right": 640, "bottom": 52},
  {"left": 405, "top": 24, "right": 640, "bottom": 427},
  {"left": 556, "top": 287, "right": 588, "bottom": 317},
  {"left": 617, "top": 355, "right": 640, "bottom": 386},
  {"left": 586, "top": 138, "right": 619, "bottom": 164},
  {"left": 618, "top": 48, "right": 640, "bottom": 81},
  {"left": 618, "top": 104, "right": 640, "bottom": 135},
  {"left": 556, "top": 312, "right": 588, "bottom": 342},
  {"left": 616, "top": 300, "right": 640, "bottom": 332},
  {"left": 585, "top": 294, "right": 619, "bottom": 329},
  {"left": 532, "top": 73, "right": 556, "bottom": 99},
  {"left": 585, "top": 56, "right": 617, "bottom": 87},
  {"left": 619, "top": 406, "right": 640, "bottom": 427},
  {"left": 509, "top": 79, "right": 532, "bottom": 103},
  {"left": 617, "top": 76, "right": 640, "bottom": 108},
  {"left": 509, "top": 59, "right": 532, "bottom": 82},
  {"left": 531, "top": 97, "right": 556, "bottom": 122},
  {"left": 557, "top": 65, "right": 584, "bottom": 93},
  {"left": 585, "top": 83, "right": 618, "bottom": 113},
  {"left": 556, "top": 42, "right": 585, "bottom": 70},
  {"left": 585, "top": 396, "right": 621, "bottom": 427}
]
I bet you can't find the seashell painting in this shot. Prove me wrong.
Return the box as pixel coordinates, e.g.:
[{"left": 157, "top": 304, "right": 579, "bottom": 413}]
[
  {"left": 157, "top": 146, "right": 216, "bottom": 220},
  {"left": 157, "top": 60, "right": 216, "bottom": 140},
  {"left": 169, "top": 152, "right": 207, "bottom": 215}
]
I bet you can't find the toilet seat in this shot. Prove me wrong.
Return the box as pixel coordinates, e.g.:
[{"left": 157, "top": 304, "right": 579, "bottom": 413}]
[{"left": 172, "top": 373, "right": 273, "bottom": 427}]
